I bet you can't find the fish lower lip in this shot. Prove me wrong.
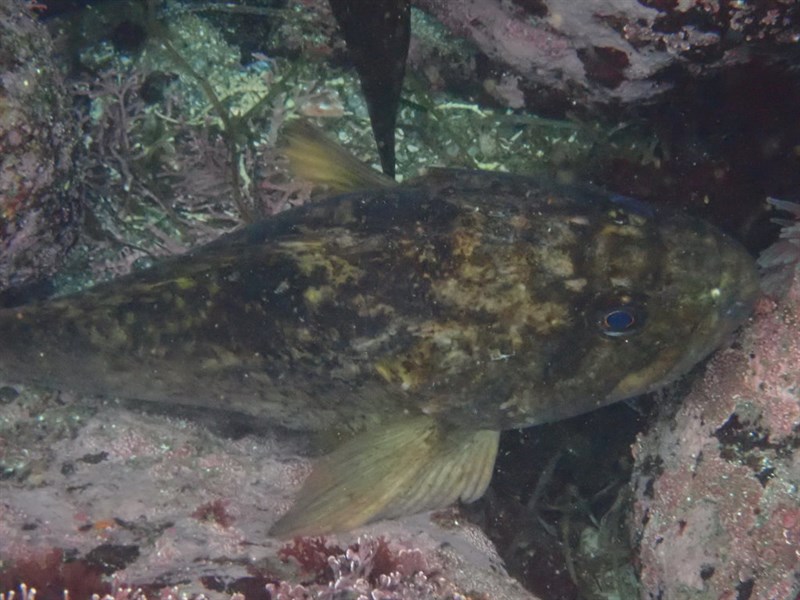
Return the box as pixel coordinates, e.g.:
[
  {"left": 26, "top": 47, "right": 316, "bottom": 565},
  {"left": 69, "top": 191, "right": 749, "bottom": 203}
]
[{"left": 724, "top": 300, "right": 750, "bottom": 320}]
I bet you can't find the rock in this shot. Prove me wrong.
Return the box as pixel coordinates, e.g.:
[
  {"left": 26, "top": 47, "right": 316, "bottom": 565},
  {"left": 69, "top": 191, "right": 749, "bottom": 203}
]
[
  {"left": 0, "top": 392, "right": 539, "bottom": 600},
  {"left": 0, "top": 1, "right": 81, "bottom": 293},
  {"left": 414, "top": 0, "right": 799, "bottom": 107},
  {"left": 631, "top": 268, "right": 800, "bottom": 599}
]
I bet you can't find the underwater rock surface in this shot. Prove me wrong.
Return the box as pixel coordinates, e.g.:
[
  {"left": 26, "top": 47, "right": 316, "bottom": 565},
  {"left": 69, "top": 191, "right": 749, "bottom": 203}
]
[
  {"left": 631, "top": 268, "right": 800, "bottom": 599},
  {"left": 0, "top": 393, "right": 538, "bottom": 600},
  {"left": 416, "top": 0, "right": 799, "bottom": 106},
  {"left": 0, "top": 0, "right": 81, "bottom": 293}
]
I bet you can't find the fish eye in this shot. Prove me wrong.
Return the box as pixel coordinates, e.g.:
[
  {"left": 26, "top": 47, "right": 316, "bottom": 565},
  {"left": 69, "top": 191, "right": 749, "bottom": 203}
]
[
  {"left": 592, "top": 293, "right": 646, "bottom": 338},
  {"left": 601, "top": 308, "right": 637, "bottom": 336}
]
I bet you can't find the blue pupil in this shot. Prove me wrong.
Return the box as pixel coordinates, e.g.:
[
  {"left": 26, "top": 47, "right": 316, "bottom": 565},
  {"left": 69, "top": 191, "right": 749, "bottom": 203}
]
[{"left": 605, "top": 309, "right": 634, "bottom": 331}]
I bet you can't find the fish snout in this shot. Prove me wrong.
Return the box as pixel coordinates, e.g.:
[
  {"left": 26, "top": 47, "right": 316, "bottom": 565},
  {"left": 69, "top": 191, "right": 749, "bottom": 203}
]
[{"left": 713, "top": 234, "right": 760, "bottom": 328}]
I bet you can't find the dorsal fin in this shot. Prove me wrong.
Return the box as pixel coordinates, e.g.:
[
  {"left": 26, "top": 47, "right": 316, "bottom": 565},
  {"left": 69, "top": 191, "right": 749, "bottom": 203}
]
[{"left": 282, "top": 120, "right": 395, "bottom": 194}]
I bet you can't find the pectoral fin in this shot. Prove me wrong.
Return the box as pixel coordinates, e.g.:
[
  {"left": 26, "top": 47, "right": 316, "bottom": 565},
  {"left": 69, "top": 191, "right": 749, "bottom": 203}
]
[{"left": 269, "top": 417, "right": 500, "bottom": 538}]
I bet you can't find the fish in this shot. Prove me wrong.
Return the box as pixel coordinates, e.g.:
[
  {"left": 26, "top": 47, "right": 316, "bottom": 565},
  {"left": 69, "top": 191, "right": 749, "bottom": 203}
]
[
  {"left": 328, "top": 0, "right": 410, "bottom": 177},
  {"left": 0, "top": 122, "right": 758, "bottom": 537}
]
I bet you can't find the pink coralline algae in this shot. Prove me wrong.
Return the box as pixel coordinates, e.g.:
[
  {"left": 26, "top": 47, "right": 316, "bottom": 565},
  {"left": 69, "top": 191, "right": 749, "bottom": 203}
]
[
  {"left": 631, "top": 252, "right": 800, "bottom": 598},
  {"left": 267, "top": 535, "right": 461, "bottom": 600}
]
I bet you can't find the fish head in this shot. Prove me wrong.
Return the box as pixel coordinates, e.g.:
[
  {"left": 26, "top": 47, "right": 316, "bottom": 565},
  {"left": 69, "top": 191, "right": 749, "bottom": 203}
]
[
  {"left": 513, "top": 192, "right": 759, "bottom": 423},
  {"left": 592, "top": 199, "right": 758, "bottom": 401},
  {"left": 428, "top": 180, "right": 758, "bottom": 428}
]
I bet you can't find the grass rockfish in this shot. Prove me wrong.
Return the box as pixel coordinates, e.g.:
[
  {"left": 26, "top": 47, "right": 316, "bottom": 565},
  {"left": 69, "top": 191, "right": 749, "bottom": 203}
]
[{"left": 0, "top": 123, "right": 759, "bottom": 537}]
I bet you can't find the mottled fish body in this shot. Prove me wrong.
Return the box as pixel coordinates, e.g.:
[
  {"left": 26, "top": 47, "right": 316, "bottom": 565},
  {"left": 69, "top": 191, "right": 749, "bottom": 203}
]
[{"left": 0, "top": 125, "right": 758, "bottom": 536}]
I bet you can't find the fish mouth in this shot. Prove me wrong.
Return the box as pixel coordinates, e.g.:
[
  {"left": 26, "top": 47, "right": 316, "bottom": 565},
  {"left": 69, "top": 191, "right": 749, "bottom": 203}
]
[
  {"left": 657, "top": 226, "right": 759, "bottom": 387},
  {"left": 711, "top": 232, "right": 760, "bottom": 328}
]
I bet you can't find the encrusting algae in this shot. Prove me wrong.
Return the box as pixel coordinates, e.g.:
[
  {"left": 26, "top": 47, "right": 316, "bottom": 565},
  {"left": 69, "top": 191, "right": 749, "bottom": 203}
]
[{"left": 0, "top": 122, "right": 758, "bottom": 537}]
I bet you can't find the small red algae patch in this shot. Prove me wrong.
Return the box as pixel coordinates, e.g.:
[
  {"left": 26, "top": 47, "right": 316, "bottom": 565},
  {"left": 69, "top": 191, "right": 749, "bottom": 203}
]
[
  {"left": 277, "top": 536, "right": 345, "bottom": 585},
  {"left": 191, "top": 499, "right": 235, "bottom": 528},
  {"left": 273, "top": 535, "right": 440, "bottom": 596},
  {"left": 0, "top": 549, "right": 111, "bottom": 600}
]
